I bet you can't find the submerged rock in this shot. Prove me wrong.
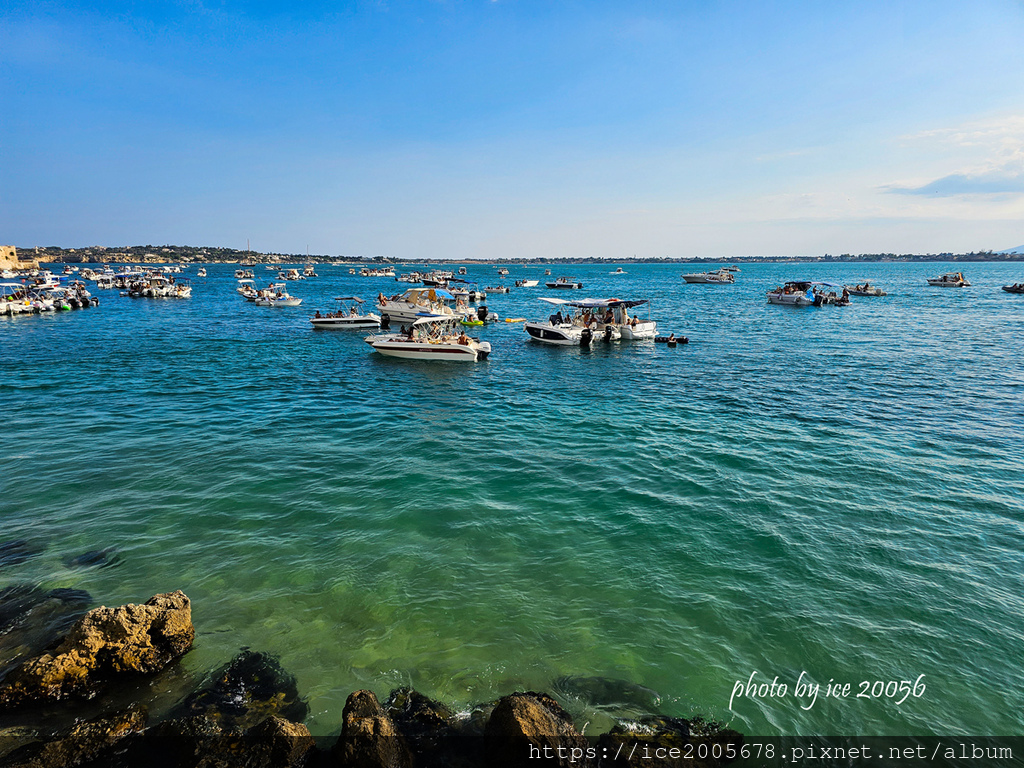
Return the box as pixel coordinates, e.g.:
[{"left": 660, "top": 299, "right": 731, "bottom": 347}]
[
  {"left": 332, "top": 689, "right": 412, "bottom": 768},
  {"left": 0, "top": 540, "right": 45, "bottom": 569},
  {"left": 552, "top": 676, "right": 662, "bottom": 715},
  {"left": 173, "top": 649, "right": 308, "bottom": 730},
  {"left": 0, "top": 590, "right": 194, "bottom": 710},
  {"left": 0, "top": 704, "right": 146, "bottom": 768},
  {"left": 0, "top": 584, "right": 92, "bottom": 681},
  {"left": 484, "top": 691, "right": 592, "bottom": 768},
  {"left": 595, "top": 715, "right": 743, "bottom": 768},
  {"left": 62, "top": 547, "right": 122, "bottom": 570}
]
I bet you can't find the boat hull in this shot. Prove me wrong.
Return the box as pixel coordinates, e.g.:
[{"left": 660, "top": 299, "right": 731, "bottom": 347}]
[
  {"left": 368, "top": 338, "right": 489, "bottom": 361},
  {"left": 617, "top": 321, "right": 657, "bottom": 340},
  {"left": 524, "top": 322, "right": 593, "bottom": 345},
  {"left": 310, "top": 315, "right": 380, "bottom": 329},
  {"left": 767, "top": 292, "right": 813, "bottom": 306},
  {"left": 683, "top": 273, "right": 733, "bottom": 284}
]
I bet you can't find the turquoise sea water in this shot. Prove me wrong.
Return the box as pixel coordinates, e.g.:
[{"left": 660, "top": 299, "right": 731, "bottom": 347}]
[{"left": 2, "top": 262, "right": 1022, "bottom": 740}]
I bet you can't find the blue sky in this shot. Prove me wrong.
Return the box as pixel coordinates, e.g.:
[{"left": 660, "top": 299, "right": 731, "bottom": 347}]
[{"left": 3, "top": 0, "right": 1024, "bottom": 258}]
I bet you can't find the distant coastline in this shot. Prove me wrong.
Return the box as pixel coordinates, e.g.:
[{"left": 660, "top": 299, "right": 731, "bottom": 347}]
[{"left": 19, "top": 243, "right": 1024, "bottom": 265}]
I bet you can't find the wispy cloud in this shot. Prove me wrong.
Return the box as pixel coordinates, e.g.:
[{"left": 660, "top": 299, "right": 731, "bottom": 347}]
[{"left": 888, "top": 114, "right": 1024, "bottom": 197}]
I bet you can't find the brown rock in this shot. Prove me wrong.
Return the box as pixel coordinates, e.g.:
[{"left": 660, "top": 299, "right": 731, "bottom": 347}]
[
  {"left": 0, "top": 591, "right": 194, "bottom": 709},
  {"left": 332, "top": 689, "right": 412, "bottom": 768},
  {"left": 1, "top": 704, "right": 146, "bottom": 767},
  {"left": 244, "top": 716, "right": 316, "bottom": 767},
  {"left": 484, "top": 691, "right": 592, "bottom": 768},
  {"left": 123, "top": 713, "right": 315, "bottom": 768}
]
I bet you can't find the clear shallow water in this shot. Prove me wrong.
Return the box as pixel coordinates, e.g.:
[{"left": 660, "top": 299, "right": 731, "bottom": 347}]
[{"left": 1, "top": 261, "right": 1022, "bottom": 739}]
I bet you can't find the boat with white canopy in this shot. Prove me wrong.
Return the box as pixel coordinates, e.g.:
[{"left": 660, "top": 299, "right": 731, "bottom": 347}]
[{"left": 365, "top": 315, "right": 491, "bottom": 361}]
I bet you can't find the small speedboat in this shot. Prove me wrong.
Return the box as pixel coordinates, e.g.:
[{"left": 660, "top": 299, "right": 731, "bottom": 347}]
[
  {"left": 768, "top": 281, "right": 848, "bottom": 306},
  {"left": 1002, "top": 283, "right": 1024, "bottom": 294},
  {"left": 255, "top": 283, "right": 302, "bottom": 307},
  {"left": 845, "top": 282, "right": 886, "bottom": 296},
  {"left": 610, "top": 267, "right": 626, "bottom": 275},
  {"left": 515, "top": 279, "right": 539, "bottom": 287},
  {"left": 927, "top": 272, "right": 969, "bottom": 287},
  {"left": 545, "top": 277, "right": 583, "bottom": 289},
  {"left": 310, "top": 297, "right": 380, "bottom": 329},
  {"left": 683, "top": 269, "right": 735, "bottom": 284},
  {"left": 366, "top": 315, "right": 491, "bottom": 361}
]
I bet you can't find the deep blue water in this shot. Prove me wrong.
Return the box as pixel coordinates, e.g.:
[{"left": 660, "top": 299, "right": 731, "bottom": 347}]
[{"left": 2, "top": 261, "right": 1022, "bottom": 739}]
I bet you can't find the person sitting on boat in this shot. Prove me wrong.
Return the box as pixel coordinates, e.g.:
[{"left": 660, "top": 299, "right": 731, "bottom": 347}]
[
  {"left": 630, "top": 315, "right": 639, "bottom": 328},
  {"left": 315, "top": 310, "right": 322, "bottom": 318},
  {"left": 602, "top": 309, "right": 614, "bottom": 324},
  {"left": 457, "top": 331, "right": 469, "bottom": 346},
  {"left": 377, "top": 292, "right": 386, "bottom": 304},
  {"left": 349, "top": 305, "right": 358, "bottom": 316}
]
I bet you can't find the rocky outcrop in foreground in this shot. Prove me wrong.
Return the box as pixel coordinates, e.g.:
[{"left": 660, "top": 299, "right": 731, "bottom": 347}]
[
  {"left": 0, "top": 591, "right": 194, "bottom": 709},
  {"left": 0, "top": 587, "right": 742, "bottom": 768}
]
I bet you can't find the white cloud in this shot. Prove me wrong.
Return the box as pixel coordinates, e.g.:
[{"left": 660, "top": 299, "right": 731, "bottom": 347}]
[{"left": 888, "top": 114, "right": 1024, "bottom": 196}]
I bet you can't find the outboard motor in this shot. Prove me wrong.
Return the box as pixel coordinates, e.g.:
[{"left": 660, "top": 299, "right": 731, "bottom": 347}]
[
  {"left": 603, "top": 326, "right": 614, "bottom": 342},
  {"left": 477, "top": 305, "right": 488, "bottom": 322},
  {"left": 380, "top": 313, "right": 390, "bottom": 330},
  {"left": 580, "top": 328, "right": 593, "bottom": 347}
]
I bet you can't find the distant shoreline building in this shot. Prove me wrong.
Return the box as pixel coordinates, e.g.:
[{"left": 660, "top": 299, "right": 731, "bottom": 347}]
[{"left": 0, "top": 245, "right": 39, "bottom": 272}]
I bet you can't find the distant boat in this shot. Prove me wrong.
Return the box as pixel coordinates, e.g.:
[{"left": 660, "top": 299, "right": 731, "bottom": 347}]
[
  {"left": 927, "top": 272, "right": 969, "bottom": 287},
  {"left": 545, "top": 277, "right": 583, "bottom": 289}
]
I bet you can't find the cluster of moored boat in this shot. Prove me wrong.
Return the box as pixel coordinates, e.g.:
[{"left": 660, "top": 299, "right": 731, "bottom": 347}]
[
  {"left": 1, "top": 278, "right": 98, "bottom": 315},
  {"left": 682, "top": 268, "right": 1019, "bottom": 305},
  {"left": 303, "top": 283, "right": 664, "bottom": 361},
  {"left": 237, "top": 280, "right": 303, "bottom": 307}
]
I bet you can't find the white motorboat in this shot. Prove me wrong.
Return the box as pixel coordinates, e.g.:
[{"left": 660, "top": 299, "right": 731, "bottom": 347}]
[
  {"left": 310, "top": 297, "right": 381, "bottom": 329},
  {"left": 767, "top": 281, "right": 847, "bottom": 307},
  {"left": 485, "top": 286, "right": 510, "bottom": 294},
  {"left": 682, "top": 268, "right": 735, "bottom": 284},
  {"left": 927, "top": 272, "right": 970, "bottom": 287},
  {"left": 197, "top": 268, "right": 207, "bottom": 277},
  {"left": 766, "top": 281, "right": 816, "bottom": 306},
  {"left": 237, "top": 279, "right": 259, "bottom": 300},
  {"left": 303, "top": 265, "right": 318, "bottom": 277},
  {"left": 376, "top": 287, "right": 458, "bottom": 325},
  {"left": 365, "top": 315, "right": 491, "bottom": 361},
  {"left": 545, "top": 277, "right": 583, "bottom": 289},
  {"left": 497, "top": 267, "right": 509, "bottom": 276},
  {"left": 610, "top": 267, "right": 626, "bottom": 275},
  {"left": 525, "top": 298, "right": 618, "bottom": 345},
  {"left": 515, "top": 279, "right": 539, "bottom": 287},
  {"left": 845, "top": 281, "right": 886, "bottom": 296},
  {"left": 255, "top": 283, "right": 302, "bottom": 307},
  {"left": 1, "top": 283, "right": 35, "bottom": 315},
  {"left": 528, "top": 297, "right": 655, "bottom": 343}
]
